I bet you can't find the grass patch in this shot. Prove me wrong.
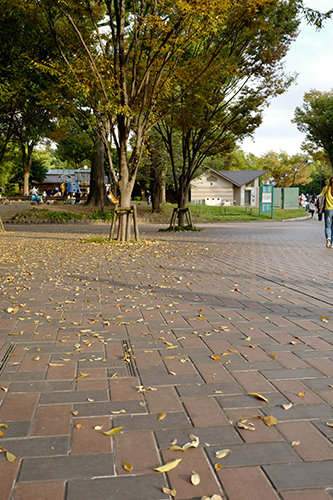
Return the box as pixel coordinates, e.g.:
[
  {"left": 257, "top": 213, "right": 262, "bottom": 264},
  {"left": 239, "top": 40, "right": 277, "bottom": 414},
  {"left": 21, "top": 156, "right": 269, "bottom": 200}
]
[
  {"left": 13, "top": 208, "right": 114, "bottom": 221},
  {"left": 188, "top": 203, "right": 307, "bottom": 222}
]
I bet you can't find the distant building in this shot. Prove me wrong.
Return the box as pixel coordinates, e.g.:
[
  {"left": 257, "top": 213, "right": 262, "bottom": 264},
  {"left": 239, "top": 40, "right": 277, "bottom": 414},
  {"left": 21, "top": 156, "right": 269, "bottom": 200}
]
[
  {"left": 34, "top": 169, "right": 90, "bottom": 195},
  {"left": 191, "top": 168, "right": 269, "bottom": 207}
]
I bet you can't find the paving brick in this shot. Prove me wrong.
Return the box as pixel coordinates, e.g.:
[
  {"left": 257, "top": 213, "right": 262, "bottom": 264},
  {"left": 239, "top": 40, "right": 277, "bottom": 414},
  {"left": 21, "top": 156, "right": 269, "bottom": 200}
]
[
  {"left": 72, "top": 400, "right": 145, "bottom": 417},
  {"left": 225, "top": 409, "right": 283, "bottom": 443},
  {"left": 208, "top": 441, "right": 300, "bottom": 468},
  {"left": 31, "top": 404, "right": 71, "bottom": 436},
  {"left": 262, "top": 367, "right": 323, "bottom": 380},
  {"left": 145, "top": 386, "right": 183, "bottom": 413},
  {"left": 231, "top": 370, "right": 277, "bottom": 393},
  {"left": 10, "top": 380, "right": 73, "bottom": 393},
  {"left": 19, "top": 453, "right": 114, "bottom": 482},
  {"left": 13, "top": 482, "right": 65, "bottom": 500},
  {"left": 269, "top": 351, "right": 310, "bottom": 369},
  {"left": 264, "top": 461, "right": 333, "bottom": 490},
  {"left": 162, "top": 356, "right": 197, "bottom": 375},
  {"left": 0, "top": 459, "right": 20, "bottom": 500},
  {"left": 67, "top": 475, "right": 167, "bottom": 500},
  {"left": 0, "top": 393, "right": 39, "bottom": 421},
  {"left": 177, "top": 382, "right": 242, "bottom": 398},
  {"left": 71, "top": 417, "right": 112, "bottom": 454},
  {"left": 109, "top": 377, "right": 143, "bottom": 401},
  {"left": 0, "top": 421, "right": 30, "bottom": 438},
  {"left": 277, "top": 421, "right": 333, "bottom": 460},
  {"left": 113, "top": 411, "right": 191, "bottom": 432},
  {"left": 264, "top": 403, "right": 333, "bottom": 422},
  {"left": 114, "top": 430, "right": 159, "bottom": 475},
  {"left": 216, "top": 392, "right": 287, "bottom": 410},
  {"left": 182, "top": 396, "right": 229, "bottom": 427},
  {"left": 301, "top": 336, "right": 333, "bottom": 350},
  {"left": 45, "top": 361, "right": 77, "bottom": 381},
  {"left": 195, "top": 362, "right": 235, "bottom": 383},
  {"left": 18, "top": 353, "right": 50, "bottom": 372},
  {"left": 218, "top": 466, "right": 280, "bottom": 500},
  {"left": 271, "top": 379, "right": 324, "bottom": 405},
  {"left": 39, "top": 389, "right": 108, "bottom": 405},
  {"left": 75, "top": 376, "right": 108, "bottom": 391},
  {"left": 281, "top": 490, "right": 333, "bottom": 500},
  {"left": 161, "top": 447, "right": 223, "bottom": 499},
  {"left": 0, "top": 435, "right": 69, "bottom": 458},
  {"left": 133, "top": 349, "right": 163, "bottom": 367},
  {"left": 306, "top": 357, "right": 333, "bottom": 376}
]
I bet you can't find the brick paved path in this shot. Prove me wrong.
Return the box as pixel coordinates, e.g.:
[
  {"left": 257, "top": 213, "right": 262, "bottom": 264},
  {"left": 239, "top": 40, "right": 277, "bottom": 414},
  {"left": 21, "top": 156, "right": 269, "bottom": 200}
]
[{"left": 1, "top": 220, "right": 333, "bottom": 500}]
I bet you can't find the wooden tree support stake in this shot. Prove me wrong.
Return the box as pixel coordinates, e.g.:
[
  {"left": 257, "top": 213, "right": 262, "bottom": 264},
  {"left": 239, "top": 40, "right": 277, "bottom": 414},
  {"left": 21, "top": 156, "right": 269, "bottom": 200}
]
[
  {"left": 0, "top": 216, "right": 5, "bottom": 232},
  {"left": 169, "top": 207, "right": 193, "bottom": 230},
  {"left": 109, "top": 205, "right": 139, "bottom": 242}
]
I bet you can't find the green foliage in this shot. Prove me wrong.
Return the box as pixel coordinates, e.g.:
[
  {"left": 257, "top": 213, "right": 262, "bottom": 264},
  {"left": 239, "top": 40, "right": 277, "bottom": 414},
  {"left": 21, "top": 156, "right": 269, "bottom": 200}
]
[{"left": 293, "top": 89, "right": 333, "bottom": 172}]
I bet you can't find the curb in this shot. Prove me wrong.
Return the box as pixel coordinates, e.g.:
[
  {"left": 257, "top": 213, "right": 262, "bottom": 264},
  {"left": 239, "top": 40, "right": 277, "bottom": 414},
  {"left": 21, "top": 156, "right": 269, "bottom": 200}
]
[{"left": 281, "top": 215, "right": 312, "bottom": 222}]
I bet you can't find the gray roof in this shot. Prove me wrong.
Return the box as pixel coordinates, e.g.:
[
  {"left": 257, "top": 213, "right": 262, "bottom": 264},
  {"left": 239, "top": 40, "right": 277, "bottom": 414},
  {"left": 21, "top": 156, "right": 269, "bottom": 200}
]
[
  {"left": 211, "top": 169, "right": 269, "bottom": 187},
  {"left": 41, "top": 170, "right": 91, "bottom": 185}
]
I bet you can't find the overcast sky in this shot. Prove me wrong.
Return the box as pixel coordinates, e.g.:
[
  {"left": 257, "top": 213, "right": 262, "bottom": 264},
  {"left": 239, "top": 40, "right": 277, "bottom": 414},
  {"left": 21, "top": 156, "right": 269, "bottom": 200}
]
[{"left": 241, "top": 0, "right": 333, "bottom": 157}]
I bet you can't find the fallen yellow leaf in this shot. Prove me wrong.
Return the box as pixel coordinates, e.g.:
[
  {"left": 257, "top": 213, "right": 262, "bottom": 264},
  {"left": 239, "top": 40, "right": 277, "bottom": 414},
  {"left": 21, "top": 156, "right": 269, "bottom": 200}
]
[
  {"left": 124, "top": 462, "right": 132, "bottom": 472},
  {"left": 263, "top": 415, "right": 277, "bottom": 427},
  {"left": 154, "top": 459, "right": 182, "bottom": 473},
  {"left": 75, "top": 373, "right": 91, "bottom": 382},
  {"left": 191, "top": 471, "right": 200, "bottom": 485},
  {"left": 158, "top": 413, "right": 166, "bottom": 421},
  {"left": 215, "top": 449, "right": 231, "bottom": 459},
  {"left": 6, "top": 451, "right": 16, "bottom": 463},
  {"left": 162, "top": 487, "right": 176, "bottom": 497},
  {"left": 249, "top": 393, "right": 269, "bottom": 402},
  {"left": 211, "top": 354, "right": 221, "bottom": 362},
  {"left": 103, "top": 426, "right": 124, "bottom": 436}
]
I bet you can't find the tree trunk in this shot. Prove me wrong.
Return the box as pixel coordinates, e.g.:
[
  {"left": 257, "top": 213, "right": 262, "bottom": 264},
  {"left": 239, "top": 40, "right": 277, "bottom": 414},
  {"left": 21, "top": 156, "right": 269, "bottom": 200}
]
[
  {"left": 21, "top": 142, "right": 34, "bottom": 195},
  {"left": 86, "top": 133, "right": 113, "bottom": 209},
  {"left": 177, "top": 188, "right": 188, "bottom": 227},
  {"left": 117, "top": 141, "right": 135, "bottom": 241},
  {"left": 160, "top": 172, "right": 166, "bottom": 204}
]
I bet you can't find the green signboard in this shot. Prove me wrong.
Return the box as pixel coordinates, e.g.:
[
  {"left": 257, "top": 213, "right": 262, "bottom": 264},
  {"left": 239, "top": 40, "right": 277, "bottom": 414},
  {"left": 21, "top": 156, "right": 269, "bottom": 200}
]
[{"left": 259, "top": 185, "right": 274, "bottom": 219}]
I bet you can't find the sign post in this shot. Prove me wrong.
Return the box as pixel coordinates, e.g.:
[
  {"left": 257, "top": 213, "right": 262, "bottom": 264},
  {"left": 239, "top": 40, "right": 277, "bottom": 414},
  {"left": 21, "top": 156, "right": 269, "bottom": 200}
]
[{"left": 259, "top": 184, "right": 274, "bottom": 219}]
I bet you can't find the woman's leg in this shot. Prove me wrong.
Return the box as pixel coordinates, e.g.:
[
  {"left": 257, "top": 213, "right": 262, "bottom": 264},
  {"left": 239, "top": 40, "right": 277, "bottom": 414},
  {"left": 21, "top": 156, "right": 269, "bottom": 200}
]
[{"left": 324, "top": 210, "right": 333, "bottom": 245}]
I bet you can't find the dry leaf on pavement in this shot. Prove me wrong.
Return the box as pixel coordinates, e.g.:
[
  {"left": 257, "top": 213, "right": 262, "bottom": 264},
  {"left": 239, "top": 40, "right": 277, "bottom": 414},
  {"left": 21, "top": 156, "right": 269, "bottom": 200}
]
[
  {"left": 263, "top": 415, "right": 277, "bottom": 427},
  {"left": 249, "top": 392, "right": 269, "bottom": 402},
  {"left": 154, "top": 459, "right": 182, "bottom": 473},
  {"left": 162, "top": 487, "right": 176, "bottom": 497},
  {"left": 103, "top": 426, "right": 124, "bottom": 436},
  {"left": 215, "top": 449, "right": 231, "bottom": 459},
  {"left": 191, "top": 471, "right": 200, "bottom": 485}
]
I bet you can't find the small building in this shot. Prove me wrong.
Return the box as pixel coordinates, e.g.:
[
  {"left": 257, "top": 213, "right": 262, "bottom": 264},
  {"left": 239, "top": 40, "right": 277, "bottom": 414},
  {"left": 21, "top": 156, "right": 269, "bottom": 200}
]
[
  {"left": 190, "top": 168, "right": 269, "bottom": 207},
  {"left": 34, "top": 169, "right": 91, "bottom": 195}
]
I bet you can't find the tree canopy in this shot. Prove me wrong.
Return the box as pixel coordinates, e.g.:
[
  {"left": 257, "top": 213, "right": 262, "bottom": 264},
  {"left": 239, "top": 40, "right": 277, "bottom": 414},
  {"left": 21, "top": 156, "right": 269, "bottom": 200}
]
[{"left": 293, "top": 89, "right": 333, "bottom": 173}]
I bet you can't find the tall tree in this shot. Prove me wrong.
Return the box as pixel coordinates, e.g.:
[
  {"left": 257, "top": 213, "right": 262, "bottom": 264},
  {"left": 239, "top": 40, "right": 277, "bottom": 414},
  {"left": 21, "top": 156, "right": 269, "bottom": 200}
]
[
  {"left": 38, "top": 0, "right": 294, "bottom": 239},
  {"left": 293, "top": 89, "right": 333, "bottom": 173},
  {"left": 155, "top": 0, "right": 300, "bottom": 225},
  {"left": 0, "top": 0, "right": 68, "bottom": 193}
]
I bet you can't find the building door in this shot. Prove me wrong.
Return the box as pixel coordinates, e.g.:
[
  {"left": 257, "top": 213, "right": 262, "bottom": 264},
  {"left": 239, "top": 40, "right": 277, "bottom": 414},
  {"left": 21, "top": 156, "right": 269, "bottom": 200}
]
[{"left": 245, "top": 190, "right": 251, "bottom": 206}]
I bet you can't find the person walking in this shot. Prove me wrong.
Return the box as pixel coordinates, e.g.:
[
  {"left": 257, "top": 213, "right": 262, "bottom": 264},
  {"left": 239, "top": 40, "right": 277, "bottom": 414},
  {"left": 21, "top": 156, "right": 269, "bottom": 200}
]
[{"left": 320, "top": 177, "right": 333, "bottom": 247}]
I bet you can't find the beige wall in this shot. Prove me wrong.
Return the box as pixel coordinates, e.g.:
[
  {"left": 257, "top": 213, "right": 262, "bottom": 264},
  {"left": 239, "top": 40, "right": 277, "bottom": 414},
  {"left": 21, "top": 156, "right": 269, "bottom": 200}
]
[{"left": 191, "top": 173, "right": 234, "bottom": 204}]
